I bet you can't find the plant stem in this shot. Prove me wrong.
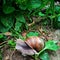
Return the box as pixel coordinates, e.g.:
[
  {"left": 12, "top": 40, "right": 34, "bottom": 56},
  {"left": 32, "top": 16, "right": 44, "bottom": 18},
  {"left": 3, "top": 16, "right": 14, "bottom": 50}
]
[
  {"left": 38, "top": 47, "right": 47, "bottom": 56},
  {"left": 35, "top": 54, "right": 38, "bottom": 60}
]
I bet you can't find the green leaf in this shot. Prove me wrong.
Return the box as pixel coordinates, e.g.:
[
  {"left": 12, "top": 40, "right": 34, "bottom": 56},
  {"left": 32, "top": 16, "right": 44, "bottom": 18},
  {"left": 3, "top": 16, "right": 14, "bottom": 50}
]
[
  {"left": 57, "top": 16, "right": 60, "bottom": 28},
  {"left": 15, "top": 14, "right": 26, "bottom": 31},
  {"left": 25, "top": 23, "right": 28, "bottom": 30},
  {"left": 40, "top": 52, "right": 50, "bottom": 60},
  {"left": 15, "top": 21, "right": 22, "bottom": 31},
  {"left": 16, "top": 0, "right": 28, "bottom": 10},
  {"left": 53, "top": 16, "right": 60, "bottom": 28},
  {"left": 26, "top": 31, "right": 39, "bottom": 37},
  {"left": 8, "top": 40, "right": 16, "bottom": 47},
  {"left": 45, "top": 40, "right": 59, "bottom": 51},
  {"left": 0, "top": 34, "right": 3, "bottom": 39},
  {"left": 49, "top": 15, "right": 55, "bottom": 19},
  {"left": 58, "top": 16, "right": 60, "bottom": 22},
  {"left": 55, "top": 6, "right": 60, "bottom": 13},
  {"left": 38, "top": 12, "right": 45, "bottom": 17},
  {"left": 0, "top": 15, "right": 14, "bottom": 32},
  {"left": 27, "top": 0, "right": 41, "bottom": 10},
  {"left": 3, "top": 4, "right": 15, "bottom": 14},
  {"left": 0, "top": 35, "right": 7, "bottom": 42},
  {"left": 38, "top": 40, "right": 59, "bottom": 55},
  {"left": 16, "top": 14, "right": 26, "bottom": 23},
  {"left": 19, "top": 34, "right": 25, "bottom": 40}
]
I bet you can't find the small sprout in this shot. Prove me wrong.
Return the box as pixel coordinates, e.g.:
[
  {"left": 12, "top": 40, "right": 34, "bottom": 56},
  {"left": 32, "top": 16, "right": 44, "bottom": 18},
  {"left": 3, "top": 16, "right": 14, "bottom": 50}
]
[
  {"left": 8, "top": 40, "right": 16, "bottom": 47},
  {"left": 38, "top": 12, "right": 45, "bottom": 17},
  {"left": 0, "top": 34, "right": 3, "bottom": 39}
]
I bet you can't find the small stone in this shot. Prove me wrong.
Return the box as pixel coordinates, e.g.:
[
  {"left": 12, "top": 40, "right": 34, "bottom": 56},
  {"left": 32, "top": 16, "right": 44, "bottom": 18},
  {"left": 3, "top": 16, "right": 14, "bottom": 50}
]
[{"left": 5, "top": 55, "right": 9, "bottom": 60}]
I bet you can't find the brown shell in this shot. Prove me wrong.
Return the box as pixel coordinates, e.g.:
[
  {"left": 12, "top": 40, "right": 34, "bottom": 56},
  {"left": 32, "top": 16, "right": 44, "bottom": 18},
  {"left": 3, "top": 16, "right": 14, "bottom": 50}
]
[{"left": 25, "top": 36, "right": 44, "bottom": 51}]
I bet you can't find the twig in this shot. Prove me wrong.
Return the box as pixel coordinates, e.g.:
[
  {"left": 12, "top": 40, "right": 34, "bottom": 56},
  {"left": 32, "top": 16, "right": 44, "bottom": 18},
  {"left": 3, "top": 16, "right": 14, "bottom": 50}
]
[
  {"left": 0, "top": 41, "right": 8, "bottom": 49},
  {"left": 0, "top": 41, "right": 7, "bottom": 46},
  {"left": 10, "top": 49, "right": 16, "bottom": 60},
  {"left": 38, "top": 28, "right": 48, "bottom": 40},
  {"left": 28, "top": 21, "right": 35, "bottom": 26}
]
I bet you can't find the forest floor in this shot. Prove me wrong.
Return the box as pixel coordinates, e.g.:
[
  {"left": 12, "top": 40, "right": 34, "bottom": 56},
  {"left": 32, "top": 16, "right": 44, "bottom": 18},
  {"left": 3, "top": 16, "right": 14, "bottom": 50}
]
[
  {"left": 0, "top": 17, "right": 60, "bottom": 60},
  {"left": 2, "top": 27, "right": 60, "bottom": 60}
]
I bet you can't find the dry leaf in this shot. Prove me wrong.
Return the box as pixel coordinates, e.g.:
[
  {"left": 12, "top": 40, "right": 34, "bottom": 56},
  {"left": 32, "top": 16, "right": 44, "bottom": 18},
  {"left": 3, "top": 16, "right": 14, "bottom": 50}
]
[
  {"left": 16, "top": 39, "right": 37, "bottom": 56},
  {"left": 4, "top": 32, "right": 12, "bottom": 36}
]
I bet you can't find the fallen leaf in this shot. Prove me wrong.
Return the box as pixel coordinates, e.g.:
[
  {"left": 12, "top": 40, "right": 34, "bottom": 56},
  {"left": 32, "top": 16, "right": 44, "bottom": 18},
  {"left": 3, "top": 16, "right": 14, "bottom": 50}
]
[{"left": 4, "top": 32, "right": 12, "bottom": 36}]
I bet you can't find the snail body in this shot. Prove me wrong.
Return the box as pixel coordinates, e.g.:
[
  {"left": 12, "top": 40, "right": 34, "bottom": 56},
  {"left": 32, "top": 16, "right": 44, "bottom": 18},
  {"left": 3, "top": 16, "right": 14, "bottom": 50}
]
[{"left": 25, "top": 36, "right": 44, "bottom": 51}]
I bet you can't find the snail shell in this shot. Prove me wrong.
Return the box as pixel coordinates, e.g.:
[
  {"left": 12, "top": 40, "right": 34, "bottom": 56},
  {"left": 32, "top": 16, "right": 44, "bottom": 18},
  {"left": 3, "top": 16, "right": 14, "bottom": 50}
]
[{"left": 25, "top": 36, "right": 44, "bottom": 51}]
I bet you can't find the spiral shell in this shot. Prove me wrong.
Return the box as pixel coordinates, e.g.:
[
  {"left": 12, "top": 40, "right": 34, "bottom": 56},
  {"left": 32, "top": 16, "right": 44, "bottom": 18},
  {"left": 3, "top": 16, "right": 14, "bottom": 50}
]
[{"left": 25, "top": 36, "right": 44, "bottom": 51}]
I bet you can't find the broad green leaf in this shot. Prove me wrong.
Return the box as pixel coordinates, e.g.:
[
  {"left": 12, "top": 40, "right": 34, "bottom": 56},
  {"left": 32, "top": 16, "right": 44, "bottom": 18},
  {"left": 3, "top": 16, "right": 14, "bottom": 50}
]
[
  {"left": 1, "top": 16, "right": 14, "bottom": 28},
  {"left": 57, "top": 16, "right": 60, "bottom": 28},
  {"left": 15, "top": 14, "right": 26, "bottom": 31},
  {"left": 53, "top": 16, "right": 60, "bottom": 28},
  {"left": 45, "top": 40, "right": 59, "bottom": 51},
  {"left": 55, "top": 6, "right": 60, "bottom": 13},
  {"left": 16, "top": 0, "right": 28, "bottom": 10},
  {"left": 0, "top": 15, "right": 14, "bottom": 32},
  {"left": 40, "top": 52, "right": 50, "bottom": 60},
  {"left": 15, "top": 21, "right": 22, "bottom": 31},
  {"left": 16, "top": 14, "right": 26, "bottom": 23},
  {"left": 58, "top": 16, "right": 60, "bottom": 22},
  {"left": 27, "top": 0, "right": 41, "bottom": 10},
  {"left": 0, "top": 24, "right": 9, "bottom": 32},
  {"left": 3, "top": 4, "right": 15, "bottom": 14},
  {"left": 38, "top": 40, "right": 59, "bottom": 55},
  {"left": 26, "top": 31, "right": 39, "bottom": 37}
]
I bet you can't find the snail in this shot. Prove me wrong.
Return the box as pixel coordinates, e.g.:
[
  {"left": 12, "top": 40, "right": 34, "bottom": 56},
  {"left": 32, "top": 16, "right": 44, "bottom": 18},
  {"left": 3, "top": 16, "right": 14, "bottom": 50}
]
[
  {"left": 25, "top": 36, "right": 44, "bottom": 51},
  {"left": 16, "top": 36, "right": 44, "bottom": 56}
]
